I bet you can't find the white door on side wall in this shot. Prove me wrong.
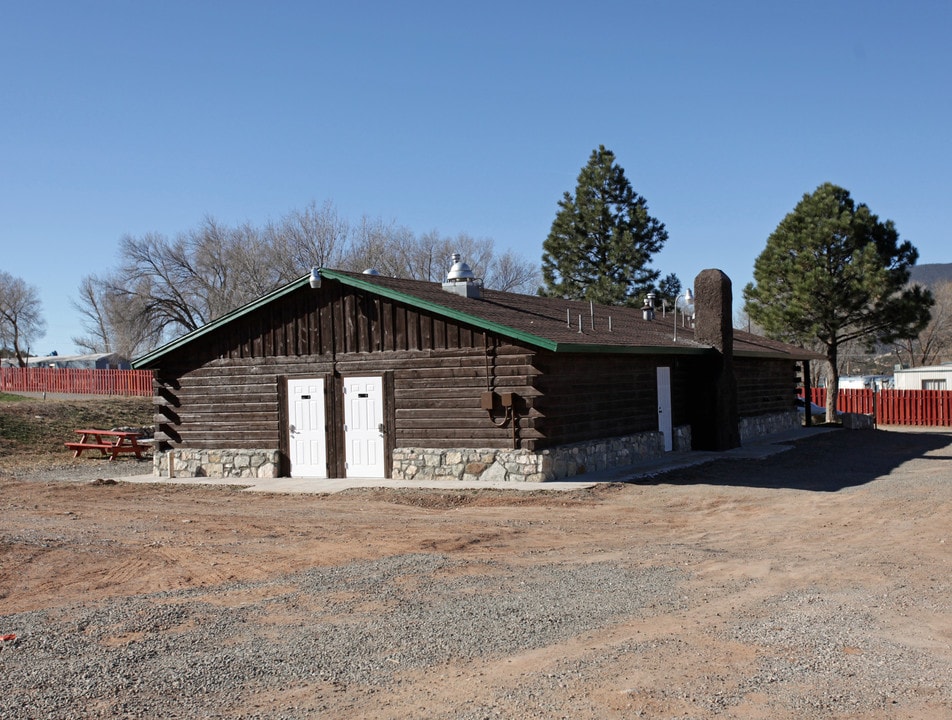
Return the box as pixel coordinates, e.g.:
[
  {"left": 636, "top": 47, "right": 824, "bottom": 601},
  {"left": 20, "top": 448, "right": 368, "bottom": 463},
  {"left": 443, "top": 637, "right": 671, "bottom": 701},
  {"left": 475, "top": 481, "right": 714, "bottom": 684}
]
[
  {"left": 657, "top": 366, "right": 673, "bottom": 452},
  {"left": 343, "top": 375, "right": 385, "bottom": 478},
  {"left": 288, "top": 378, "right": 327, "bottom": 478}
]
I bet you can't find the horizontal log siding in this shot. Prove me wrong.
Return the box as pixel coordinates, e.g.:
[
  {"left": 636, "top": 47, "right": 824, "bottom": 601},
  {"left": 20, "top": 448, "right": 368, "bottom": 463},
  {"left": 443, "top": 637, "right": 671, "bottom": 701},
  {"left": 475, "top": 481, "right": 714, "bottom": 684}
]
[
  {"left": 531, "top": 353, "right": 688, "bottom": 447},
  {"left": 154, "top": 344, "right": 538, "bottom": 452},
  {"left": 151, "top": 281, "right": 534, "bottom": 452},
  {"left": 153, "top": 363, "right": 289, "bottom": 448},
  {"left": 324, "top": 346, "right": 539, "bottom": 449},
  {"left": 734, "top": 358, "right": 798, "bottom": 416}
]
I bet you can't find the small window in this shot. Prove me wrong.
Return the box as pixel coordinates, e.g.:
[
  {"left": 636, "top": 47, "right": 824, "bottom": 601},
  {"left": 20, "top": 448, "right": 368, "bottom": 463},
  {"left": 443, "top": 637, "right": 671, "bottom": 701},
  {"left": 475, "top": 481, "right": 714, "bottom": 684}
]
[{"left": 922, "top": 379, "right": 947, "bottom": 390}]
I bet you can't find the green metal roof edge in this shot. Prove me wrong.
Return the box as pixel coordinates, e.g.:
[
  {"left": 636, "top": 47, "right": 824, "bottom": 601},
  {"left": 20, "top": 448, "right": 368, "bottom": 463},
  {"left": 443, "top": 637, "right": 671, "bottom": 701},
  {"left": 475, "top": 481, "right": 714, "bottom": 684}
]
[
  {"left": 132, "top": 268, "right": 812, "bottom": 369},
  {"left": 319, "top": 268, "right": 561, "bottom": 351},
  {"left": 132, "top": 276, "right": 311, "bottom": 368},
  {"left": 133, "top": 269, "right": 561, "bottom": 368},
  {"left": 549, "top": 342, "right": 714, "bottom": 355},
  {"left": 557, "top": 344, "right": 809, "bottom": 359}
]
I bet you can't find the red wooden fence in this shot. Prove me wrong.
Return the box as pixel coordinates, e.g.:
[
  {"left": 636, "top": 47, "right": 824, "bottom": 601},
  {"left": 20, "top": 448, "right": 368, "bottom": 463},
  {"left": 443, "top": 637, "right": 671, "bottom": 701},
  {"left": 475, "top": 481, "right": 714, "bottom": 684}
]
[
  {"left": 808, "top": 387, "right": 952, "bottom": 427},
  {"left": 0, "top": 367, "right": 153, "bottom": 397}
]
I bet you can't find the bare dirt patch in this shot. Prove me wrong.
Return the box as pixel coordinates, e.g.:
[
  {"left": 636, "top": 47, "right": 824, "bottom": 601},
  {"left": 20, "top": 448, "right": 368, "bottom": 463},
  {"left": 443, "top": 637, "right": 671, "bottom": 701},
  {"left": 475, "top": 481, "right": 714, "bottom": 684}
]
[{"left": 2, "top": 427, "right": 952, "bottom": 718}]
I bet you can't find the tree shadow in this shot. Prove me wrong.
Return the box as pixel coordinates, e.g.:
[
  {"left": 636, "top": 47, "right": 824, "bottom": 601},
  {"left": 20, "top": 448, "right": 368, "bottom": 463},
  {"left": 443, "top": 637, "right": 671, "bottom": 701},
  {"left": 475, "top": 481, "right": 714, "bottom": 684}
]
[{"left": 632, "top": 428, "right": 952, "bottom": 492}]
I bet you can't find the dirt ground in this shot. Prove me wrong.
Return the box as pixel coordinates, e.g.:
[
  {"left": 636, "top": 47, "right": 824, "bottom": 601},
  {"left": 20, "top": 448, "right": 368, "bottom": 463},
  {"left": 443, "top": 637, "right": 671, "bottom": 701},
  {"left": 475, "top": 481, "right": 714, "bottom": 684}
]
[{"left": 2, "top": 427, "right": 952, "bottom": 718}]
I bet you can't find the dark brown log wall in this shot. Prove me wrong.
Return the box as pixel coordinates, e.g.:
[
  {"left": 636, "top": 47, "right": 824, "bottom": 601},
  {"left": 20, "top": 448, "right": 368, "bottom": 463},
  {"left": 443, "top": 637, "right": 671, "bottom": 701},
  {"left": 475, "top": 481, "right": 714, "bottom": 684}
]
[
  {"left": 152, "top": 281, "right": 558, "bottom": 461},
  {"left": 734, "top": 357, "right": 798, "bottom": 416},
  {"left": 328, "top": 345, "right": 540, "bottom": 450},
  {"left": 531, "top": 353, "right": 693, "bottom": 446},
  {"left": 154, "top": 346, "right": 539, "bottom": 453}
]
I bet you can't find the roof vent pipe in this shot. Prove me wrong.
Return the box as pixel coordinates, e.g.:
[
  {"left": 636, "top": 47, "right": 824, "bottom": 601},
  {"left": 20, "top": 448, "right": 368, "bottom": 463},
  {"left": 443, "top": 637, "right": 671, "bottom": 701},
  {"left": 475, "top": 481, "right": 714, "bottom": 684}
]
[
  {"left": 642, "top": 292, "right": 656, "bottom": 321},
  {"left": 442, "top": 253, "right": 482, "bottom": 298}
]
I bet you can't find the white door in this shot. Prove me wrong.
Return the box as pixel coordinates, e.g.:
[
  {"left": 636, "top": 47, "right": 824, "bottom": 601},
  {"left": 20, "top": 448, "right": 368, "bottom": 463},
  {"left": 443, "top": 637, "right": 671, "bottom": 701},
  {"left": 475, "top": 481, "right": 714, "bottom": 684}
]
[
  {"left": 288, "top": 378, "right": 327, "bottom": 478},
  {"left": 343, "top": 375, "right": 385, "bottom": 478},
  {"left": 657, "top": 367, "right": 673, "bottom": 452}
]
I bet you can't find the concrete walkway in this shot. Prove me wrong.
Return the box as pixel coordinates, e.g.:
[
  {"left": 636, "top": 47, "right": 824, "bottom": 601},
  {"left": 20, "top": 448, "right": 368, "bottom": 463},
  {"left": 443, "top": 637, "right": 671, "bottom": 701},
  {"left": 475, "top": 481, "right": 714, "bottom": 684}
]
[{"left": 114, "top": 427, "right": 834, "bottom": 495}]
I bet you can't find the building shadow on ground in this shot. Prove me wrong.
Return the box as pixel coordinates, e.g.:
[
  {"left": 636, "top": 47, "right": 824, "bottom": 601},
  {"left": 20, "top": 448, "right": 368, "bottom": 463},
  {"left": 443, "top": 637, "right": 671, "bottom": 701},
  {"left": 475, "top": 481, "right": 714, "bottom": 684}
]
[{"left": 632, "top": 428, "right": 952, "bottom": 492}]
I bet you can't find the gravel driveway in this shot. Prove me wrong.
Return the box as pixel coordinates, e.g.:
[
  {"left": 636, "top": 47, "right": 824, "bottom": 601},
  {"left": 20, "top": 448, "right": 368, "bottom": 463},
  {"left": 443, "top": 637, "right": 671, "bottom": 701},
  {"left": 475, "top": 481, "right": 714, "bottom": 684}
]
[{"left": 2, "top": 427, "right": 951, "bottom": 719}]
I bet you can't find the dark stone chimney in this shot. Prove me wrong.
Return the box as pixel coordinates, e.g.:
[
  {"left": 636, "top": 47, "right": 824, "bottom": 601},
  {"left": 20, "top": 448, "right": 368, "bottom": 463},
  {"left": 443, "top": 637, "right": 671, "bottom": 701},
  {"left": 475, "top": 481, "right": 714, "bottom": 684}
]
[{"left": 691, "top": 269, "right": 741, "bottom": 450}]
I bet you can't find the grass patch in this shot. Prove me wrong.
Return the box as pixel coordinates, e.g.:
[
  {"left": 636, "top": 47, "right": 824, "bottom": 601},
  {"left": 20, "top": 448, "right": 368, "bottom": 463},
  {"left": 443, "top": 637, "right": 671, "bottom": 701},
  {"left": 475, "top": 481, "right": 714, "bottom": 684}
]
[
  {"left": 0, "top": 392, "right": 30, "bottom": 403},
  {"left": 0, "top": 395, "right": 152, "bottom": 465}
]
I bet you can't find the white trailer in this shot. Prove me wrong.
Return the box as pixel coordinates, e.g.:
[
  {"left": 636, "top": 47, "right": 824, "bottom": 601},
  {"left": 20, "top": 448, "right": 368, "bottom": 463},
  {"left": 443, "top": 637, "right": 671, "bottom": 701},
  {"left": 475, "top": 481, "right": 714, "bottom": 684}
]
[{"left": 893, "top": 365, "right": 952, "bottom": 390}]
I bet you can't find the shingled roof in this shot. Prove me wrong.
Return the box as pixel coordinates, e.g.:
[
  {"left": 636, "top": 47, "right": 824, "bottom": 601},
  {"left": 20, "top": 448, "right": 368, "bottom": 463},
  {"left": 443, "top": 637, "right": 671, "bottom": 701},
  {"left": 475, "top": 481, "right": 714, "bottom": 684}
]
[{"left": 133, "top": 267, "right": 815, "bottom": 368}]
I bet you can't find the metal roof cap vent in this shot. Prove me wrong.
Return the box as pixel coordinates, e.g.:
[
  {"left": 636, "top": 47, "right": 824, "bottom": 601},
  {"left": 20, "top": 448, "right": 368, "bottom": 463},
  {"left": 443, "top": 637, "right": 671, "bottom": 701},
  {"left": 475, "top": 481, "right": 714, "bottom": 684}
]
[
  {"left": 442, "top": 253, "right": 482, "bottom": 298},
  {"left": 362, "top": 268, "right": 381, "bottom": 275},
  {"left": 642, "top": 292, "right": 656, "bottom": 321}
]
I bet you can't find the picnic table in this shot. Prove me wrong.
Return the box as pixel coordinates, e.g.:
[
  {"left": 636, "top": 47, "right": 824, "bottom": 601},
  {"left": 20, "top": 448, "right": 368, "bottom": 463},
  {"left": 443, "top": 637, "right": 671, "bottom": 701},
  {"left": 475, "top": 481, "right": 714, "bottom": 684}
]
[{"left": 65, "top": 429, "right": 147, "bottom": 461}]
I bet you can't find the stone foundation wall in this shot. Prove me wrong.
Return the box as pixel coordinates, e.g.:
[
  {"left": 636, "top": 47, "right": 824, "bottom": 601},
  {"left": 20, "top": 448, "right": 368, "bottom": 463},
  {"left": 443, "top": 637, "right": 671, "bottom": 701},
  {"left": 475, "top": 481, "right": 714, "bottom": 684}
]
[
  {"left": 392, "top": 428, "right": 679, "bottom": 483},
  {"left": 151, "top": 414, "right": 794, "bottom": 483},
  {"left": 738, "top": 410, "right": 800, "bottom": 443},
  {"left": 672, "top": 424, "right": 692, "bottom": 452},
  {"left": 154, "top": 448, "right": 280, "bottom": 479}
]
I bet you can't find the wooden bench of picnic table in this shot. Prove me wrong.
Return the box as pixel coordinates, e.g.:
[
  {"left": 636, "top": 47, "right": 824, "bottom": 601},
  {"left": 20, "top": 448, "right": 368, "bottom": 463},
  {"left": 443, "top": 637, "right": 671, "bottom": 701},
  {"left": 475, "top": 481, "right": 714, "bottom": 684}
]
[{"left": 65, "top": 429, "right": 147, "bottom": 461}]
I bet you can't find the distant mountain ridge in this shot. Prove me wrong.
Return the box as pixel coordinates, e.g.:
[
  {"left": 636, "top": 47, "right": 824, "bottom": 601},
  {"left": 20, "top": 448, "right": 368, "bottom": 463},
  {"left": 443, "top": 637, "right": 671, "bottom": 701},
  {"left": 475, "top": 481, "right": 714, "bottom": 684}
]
[{"left": 910, "top": 263, "right": 952, "bottom": 287}]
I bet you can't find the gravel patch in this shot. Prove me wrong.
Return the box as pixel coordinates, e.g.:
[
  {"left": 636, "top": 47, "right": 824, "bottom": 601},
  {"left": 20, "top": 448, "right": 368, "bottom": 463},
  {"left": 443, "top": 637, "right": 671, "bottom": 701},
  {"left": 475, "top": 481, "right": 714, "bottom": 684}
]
[
  {"left": 728, "top": 589, "right": 952, "bottom": 715},
  {"left": 4, "top": 428, "right": 952, "bottom": 718},
  {"left": 1, "top": 553, "right": 686, "bottom": 719},
  {"left": 5, "top": 457, "right": 153, "bottom": 483}
]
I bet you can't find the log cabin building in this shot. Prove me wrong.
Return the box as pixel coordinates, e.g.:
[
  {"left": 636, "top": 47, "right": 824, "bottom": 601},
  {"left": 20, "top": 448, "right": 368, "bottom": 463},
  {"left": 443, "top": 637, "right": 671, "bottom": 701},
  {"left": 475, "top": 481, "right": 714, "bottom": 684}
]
[{"left": 132, "top": 260, "right": 814, "bottom": 482}]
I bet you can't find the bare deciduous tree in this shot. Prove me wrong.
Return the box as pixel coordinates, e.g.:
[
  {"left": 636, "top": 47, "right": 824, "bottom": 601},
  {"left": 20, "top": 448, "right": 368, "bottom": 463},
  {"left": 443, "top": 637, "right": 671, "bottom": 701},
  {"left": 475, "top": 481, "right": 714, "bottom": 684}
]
[
  {"left": 71, "top": 275, "right": 163, "bottom": 359},
  {"left": 0, "top": 271, "right": 46, "bottom": 365},
  {"left": 485, "top": 249, "right": 540, "bottom": 293},
  {"left": 113, "top": 231, "right": 209, "bottom": 331},
  {"left": 342, "top": 216, "right": 415, "bottom": 277},
  {"left": 71, "top": 276, "right": 114, "bottom": 355},
  {"left": 266, "top": 200, "right": 350, "bottom": 282},
  {"left": 892, "top": 281, "right": 952, "bottom": 368},
  {"left": 74, "top": 201, "right": 539, "bottom": 356}
]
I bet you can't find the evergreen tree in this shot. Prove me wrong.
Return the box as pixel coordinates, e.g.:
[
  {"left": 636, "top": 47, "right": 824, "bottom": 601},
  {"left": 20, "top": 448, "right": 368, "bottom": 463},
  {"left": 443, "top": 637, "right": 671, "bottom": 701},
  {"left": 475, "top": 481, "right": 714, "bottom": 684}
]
[
  {"left": 540, "top": 146, "right": 669, "bottom": 306},
  {"left": 656, "top": 272, "right": 683, "bottom": 311},
  {"left": 743, "top": 182, "right": 933, "bottom": 421}
]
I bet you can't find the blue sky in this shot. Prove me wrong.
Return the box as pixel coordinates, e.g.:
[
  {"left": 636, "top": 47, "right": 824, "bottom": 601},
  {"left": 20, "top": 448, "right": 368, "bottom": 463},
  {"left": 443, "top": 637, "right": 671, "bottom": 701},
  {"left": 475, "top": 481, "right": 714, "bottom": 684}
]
[{"left": 2, "top": 1, "right": 950, "bottom": 355}]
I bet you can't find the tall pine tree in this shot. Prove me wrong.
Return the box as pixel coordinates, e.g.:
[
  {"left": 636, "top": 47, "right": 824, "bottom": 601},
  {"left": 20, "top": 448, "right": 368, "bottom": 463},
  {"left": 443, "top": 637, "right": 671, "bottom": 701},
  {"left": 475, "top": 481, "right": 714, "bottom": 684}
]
[
  {"left": 540, "top": 145, "right": 669, "bottom": 306},
  {"left": 743, "top": 182, "right": 933, "bottom": 421}
]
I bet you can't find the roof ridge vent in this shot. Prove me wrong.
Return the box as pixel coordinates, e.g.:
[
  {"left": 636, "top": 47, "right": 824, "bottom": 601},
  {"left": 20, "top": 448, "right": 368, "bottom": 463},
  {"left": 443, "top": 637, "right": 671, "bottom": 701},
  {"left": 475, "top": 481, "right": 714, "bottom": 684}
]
[{"left": 442, "top": 253, "right": 482, "bottom": 298}]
